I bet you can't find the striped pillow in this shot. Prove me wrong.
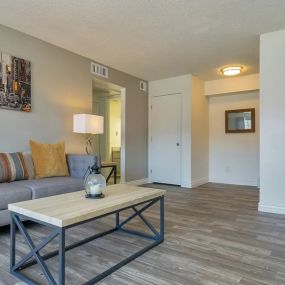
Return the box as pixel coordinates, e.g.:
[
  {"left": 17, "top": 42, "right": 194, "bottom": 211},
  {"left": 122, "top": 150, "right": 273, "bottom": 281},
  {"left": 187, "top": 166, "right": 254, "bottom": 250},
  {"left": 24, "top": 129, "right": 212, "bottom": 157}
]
[{"left": 0, "top": 153, "right": 29, "bottom": 183}]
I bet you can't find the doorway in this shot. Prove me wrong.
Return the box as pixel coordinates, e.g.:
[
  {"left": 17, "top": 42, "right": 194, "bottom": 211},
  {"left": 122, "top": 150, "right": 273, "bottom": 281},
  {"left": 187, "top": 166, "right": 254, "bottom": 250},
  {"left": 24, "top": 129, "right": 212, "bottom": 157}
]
[
  {"left": 150, "top": 94, "right": 182, "bottom": 185},
  {"left": 92, "top": 78, "right": 125, "bottom": 183}
]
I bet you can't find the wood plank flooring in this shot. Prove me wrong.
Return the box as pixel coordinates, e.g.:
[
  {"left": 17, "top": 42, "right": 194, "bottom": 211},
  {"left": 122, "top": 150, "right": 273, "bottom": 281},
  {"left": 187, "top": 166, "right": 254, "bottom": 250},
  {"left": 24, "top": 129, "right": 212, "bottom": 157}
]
[{"left": 1, "top": 183, "right": 285, "bottom": 285}]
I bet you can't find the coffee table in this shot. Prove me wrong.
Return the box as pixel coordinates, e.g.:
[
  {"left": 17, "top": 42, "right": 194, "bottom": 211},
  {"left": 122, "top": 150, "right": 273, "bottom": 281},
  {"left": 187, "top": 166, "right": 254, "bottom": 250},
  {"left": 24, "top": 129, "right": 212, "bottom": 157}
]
[{"left": 8, "top": 184, "right": 165, "bottom": 285}]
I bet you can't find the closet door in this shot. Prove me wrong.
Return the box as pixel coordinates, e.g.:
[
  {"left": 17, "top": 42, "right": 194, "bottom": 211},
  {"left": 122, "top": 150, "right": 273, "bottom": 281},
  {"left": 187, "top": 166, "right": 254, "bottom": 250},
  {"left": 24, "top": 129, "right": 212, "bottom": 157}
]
[{"left": 151, "top": 94, "right": 182, "bottom": 185}]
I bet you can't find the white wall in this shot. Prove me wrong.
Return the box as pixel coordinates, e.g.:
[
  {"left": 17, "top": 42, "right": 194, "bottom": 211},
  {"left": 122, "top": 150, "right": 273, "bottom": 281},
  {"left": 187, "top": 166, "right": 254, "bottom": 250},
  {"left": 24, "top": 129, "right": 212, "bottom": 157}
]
[
  {"left": 149, "top": 74, "right": 210, "bottom": 188},
  {"left": 205, "top": 74, "right": 259, "bottom": 96},
  {"left": 209, "top": 92, "right": 259, "bottom": 186},
  {"left": 149, "top": 74, "right": 192, "bottom": 188},
  {"left": 149, "top": 73, "right": 259, "bottom": 188},
  {"left": 191, "top": 76, "right": 209, "bottom": 187},
  {"left": 259, "top": 29, "right": 285, "bottom": 214}
]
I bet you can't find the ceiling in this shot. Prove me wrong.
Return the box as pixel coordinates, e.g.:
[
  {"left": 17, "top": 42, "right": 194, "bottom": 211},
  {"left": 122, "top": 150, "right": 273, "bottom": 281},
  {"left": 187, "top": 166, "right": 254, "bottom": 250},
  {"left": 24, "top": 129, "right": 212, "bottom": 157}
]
[{"left": 1, "top": 0, "right": 285, "bottom": 81}]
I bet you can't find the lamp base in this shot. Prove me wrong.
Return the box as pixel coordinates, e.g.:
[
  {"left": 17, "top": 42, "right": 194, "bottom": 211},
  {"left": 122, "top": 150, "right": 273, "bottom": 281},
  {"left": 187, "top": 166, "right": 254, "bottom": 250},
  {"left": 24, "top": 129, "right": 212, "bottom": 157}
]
[
  {"left": 86, "top": 135, "right": 92, "bottom": 154},
  {"left": 85, "top": 193, "right": 105, "bottom": 199}
]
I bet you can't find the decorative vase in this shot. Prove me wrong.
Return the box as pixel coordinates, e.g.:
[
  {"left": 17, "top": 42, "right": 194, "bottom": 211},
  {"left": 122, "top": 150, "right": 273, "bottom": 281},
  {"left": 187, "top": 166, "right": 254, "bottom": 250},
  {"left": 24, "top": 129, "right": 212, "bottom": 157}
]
[{"left": 84, "top": 165, "right": 106, "bottom": 199}]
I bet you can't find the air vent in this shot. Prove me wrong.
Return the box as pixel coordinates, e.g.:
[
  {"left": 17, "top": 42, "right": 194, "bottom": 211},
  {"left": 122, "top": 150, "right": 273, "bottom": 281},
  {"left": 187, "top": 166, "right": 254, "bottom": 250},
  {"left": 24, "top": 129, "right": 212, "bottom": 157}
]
[
  {"left": 140, "top": 81, "right": 147, "bottom": 92},
  {"left": 91, "top": 62, "right": 109, "bottom": 79}
]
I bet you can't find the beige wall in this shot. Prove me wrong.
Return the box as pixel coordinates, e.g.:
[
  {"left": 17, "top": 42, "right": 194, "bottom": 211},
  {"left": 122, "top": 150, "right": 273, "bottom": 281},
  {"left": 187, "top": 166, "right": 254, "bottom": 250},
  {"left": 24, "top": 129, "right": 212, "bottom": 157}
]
[
  {"left": 93, "top": 67, "right": 148, "bottom": 181},
  {"left": 191, "top": 76, "right": 209, "bottom": 186},
  {"left": 0, "top": 24, "right": 148, "bottom": 181},
  {"left": 0, "top": 25, "right": 91, "bottom": 154},
  {"left": 209, "top": 92, "right": 259, "bottom": 186}
]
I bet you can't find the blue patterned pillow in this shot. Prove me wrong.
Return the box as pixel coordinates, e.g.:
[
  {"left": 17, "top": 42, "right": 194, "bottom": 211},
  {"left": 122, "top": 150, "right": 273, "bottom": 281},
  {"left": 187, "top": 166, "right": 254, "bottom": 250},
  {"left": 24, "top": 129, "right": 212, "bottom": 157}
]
[{"left": 0, "top": 152, "right": 28, "bottom": 183}]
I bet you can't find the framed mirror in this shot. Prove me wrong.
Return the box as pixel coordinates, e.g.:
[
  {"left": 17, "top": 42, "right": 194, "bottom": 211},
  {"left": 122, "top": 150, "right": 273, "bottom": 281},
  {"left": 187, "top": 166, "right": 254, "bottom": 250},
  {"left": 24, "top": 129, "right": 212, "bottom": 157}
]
[{"left": 225, "top": 108, "right": 255, "bottom": 133}]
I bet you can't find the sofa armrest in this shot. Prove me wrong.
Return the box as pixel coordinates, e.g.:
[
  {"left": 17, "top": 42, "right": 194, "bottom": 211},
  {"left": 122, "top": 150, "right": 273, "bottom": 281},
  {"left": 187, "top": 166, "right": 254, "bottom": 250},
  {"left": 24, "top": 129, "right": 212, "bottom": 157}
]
[{"left": 67, "top": 154, "right": 100, "bottom": 178}]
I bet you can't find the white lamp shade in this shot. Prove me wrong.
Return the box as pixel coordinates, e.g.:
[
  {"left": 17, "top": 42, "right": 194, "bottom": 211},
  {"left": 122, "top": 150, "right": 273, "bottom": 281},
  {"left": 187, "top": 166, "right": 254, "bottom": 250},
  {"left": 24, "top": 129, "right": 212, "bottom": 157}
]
[{"left": 73, "top": 114, "right": 104, "bottom": 134}]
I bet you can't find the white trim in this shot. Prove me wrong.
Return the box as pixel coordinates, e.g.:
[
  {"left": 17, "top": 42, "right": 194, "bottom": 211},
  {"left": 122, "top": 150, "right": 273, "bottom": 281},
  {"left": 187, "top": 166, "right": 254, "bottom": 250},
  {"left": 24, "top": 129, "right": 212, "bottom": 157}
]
[
  {"left": 258, "top": 204, "right": 285, "bottom": 215},
  {"left": 191, "top": 177, "right": 209, "bottom": 188},
  {"left": 120, "top": 88, "right": 126, "bottom": 183},
  {"left": 105, "top": 100, "right": 110, "bottom": 160},
  {"left": 209, "top": 177, "right": 258, "bottom": 187},
  {"left": 126, "top": 178, "right": 149, "bottom": 186},
  {"left": 148, "top": 89, "right": 152, "bottom": 182}
]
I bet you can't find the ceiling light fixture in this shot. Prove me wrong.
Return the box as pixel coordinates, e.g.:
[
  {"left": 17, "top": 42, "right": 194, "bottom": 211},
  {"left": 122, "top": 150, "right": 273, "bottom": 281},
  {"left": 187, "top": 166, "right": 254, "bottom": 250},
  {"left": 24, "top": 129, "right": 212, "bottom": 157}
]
[{"left": 221, "top": 66, "right": 243, "bottom": 76}]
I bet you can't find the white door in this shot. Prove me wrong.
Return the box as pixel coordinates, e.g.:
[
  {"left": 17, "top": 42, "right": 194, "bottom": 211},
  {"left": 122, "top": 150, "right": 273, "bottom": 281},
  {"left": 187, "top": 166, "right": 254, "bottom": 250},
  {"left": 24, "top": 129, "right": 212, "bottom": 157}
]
[{"left": 151, "top": 94, "right": 181, "bottom": 185}]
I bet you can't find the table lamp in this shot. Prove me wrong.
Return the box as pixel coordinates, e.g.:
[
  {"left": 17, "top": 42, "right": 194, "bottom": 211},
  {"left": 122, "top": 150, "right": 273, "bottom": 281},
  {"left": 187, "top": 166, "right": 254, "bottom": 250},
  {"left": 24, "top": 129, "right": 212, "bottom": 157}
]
[
  {"left": 73, "top": 114, "right": 104, "bottom": 154},
  {"left": 73, "top": 114, "right": 106, "bottom": 198}
]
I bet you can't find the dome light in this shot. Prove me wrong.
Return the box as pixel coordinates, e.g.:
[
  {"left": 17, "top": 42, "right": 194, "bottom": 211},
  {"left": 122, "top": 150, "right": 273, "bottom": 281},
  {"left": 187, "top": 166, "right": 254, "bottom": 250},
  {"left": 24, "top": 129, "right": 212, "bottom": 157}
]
[{"left": 221, "top": 66, "right": 243, "bottom": 76}]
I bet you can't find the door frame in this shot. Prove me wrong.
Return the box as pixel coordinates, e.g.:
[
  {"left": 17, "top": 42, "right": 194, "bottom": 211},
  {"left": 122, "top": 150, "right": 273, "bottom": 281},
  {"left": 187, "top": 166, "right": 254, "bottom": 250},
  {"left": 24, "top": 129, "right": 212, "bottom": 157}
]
[
  {"left": 92, "top": 79, "right": 126, "bottom": 183},
  {"left": 148, "top": 93, "right": 183, "bottom": 185},
  {"left": 120, "top": 88, "right": 126, "bottom": 183}
]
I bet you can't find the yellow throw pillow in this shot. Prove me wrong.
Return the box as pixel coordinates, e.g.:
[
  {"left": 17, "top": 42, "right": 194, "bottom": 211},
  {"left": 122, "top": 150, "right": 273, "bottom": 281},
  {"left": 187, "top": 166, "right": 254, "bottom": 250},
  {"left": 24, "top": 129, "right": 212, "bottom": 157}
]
[{"left": 29, "top": 140, "right": 69, "bottom": 179}]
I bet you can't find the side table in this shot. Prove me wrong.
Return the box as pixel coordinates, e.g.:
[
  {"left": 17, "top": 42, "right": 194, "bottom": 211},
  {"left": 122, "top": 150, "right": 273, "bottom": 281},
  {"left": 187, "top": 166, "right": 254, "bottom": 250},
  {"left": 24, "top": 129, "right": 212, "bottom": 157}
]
[{"left": 101, "top": 161, "right": 117, "bottom": 184}]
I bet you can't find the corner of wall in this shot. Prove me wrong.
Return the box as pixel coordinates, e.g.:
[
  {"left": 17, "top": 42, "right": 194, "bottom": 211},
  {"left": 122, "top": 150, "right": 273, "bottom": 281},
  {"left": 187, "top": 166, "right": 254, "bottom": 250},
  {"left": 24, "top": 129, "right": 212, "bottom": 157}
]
[
  {"left": 190, "top": 76, "right": 209, "bottom": 186},
  {"left": 191, "top": 177, "right": 209, "bottom": 188}
]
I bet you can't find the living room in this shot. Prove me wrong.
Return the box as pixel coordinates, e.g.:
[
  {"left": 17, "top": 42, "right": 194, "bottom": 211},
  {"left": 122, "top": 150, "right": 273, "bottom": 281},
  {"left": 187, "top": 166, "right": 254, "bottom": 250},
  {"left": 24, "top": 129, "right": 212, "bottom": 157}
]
[{"left": 1, "top": 1, "right": 285, "bottom": 285}]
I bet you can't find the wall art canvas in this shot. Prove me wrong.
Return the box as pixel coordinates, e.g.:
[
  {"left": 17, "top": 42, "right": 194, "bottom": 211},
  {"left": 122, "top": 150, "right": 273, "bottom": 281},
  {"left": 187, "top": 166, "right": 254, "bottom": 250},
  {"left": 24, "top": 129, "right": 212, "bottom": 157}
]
[{"left": 0, "top": 52, "right": 31, "bottom": 112}]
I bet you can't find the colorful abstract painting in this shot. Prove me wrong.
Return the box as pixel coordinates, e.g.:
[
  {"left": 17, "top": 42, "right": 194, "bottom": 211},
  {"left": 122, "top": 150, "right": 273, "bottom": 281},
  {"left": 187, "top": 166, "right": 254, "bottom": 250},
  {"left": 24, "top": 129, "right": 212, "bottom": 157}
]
[{"left": 0, "top": 52, "right": 31, "bottom": 112}]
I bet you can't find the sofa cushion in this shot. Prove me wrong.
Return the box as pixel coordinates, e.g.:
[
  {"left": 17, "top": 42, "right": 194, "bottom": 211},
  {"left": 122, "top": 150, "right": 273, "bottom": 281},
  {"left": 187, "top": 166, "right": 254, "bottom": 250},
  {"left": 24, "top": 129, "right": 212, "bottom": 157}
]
[
  {"left": 0, "top": 152, "right": 29, "bottom": 183},
  {"left": 67, "top": 154, "right": 99, "bottom": 178},
  {"left": 22, "top": 152, "right": 35, "bottom": 180},
  {"left": 0, "top": 209, "right": 28, "bottom": 227},
  {"left": 30, "top": 140, "right": 69, "bottom": 179},
  {"left": 0, "top": 209, "right": 11, "bottom": 227},
  {"left": 0, "top": 183, "right": 32, "bottom": 210},
  {"left": 13, "top": 177, "right": 84, "bottom": 199}
]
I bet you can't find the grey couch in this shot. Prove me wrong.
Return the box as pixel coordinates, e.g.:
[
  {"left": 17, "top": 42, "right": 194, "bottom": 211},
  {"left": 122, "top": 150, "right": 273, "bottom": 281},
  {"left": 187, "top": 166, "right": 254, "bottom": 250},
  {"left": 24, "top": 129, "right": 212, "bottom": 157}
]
[{"left": 0, "top": 154, "right": 98, "bottom": 227}]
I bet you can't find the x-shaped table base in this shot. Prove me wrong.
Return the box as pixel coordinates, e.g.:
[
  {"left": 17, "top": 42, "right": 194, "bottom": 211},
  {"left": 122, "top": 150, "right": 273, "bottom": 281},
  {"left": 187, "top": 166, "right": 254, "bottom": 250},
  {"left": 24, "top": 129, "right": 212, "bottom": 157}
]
[{"left": 10, "top": 196, "right": 164, "bottom": 285}]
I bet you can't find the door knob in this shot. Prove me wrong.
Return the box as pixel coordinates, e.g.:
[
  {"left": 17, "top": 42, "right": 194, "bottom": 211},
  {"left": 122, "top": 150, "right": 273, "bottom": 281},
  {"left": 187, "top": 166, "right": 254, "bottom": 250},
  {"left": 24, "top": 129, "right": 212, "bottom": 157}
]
[{"left": 176, "top": 142, "right": 180, "bottom": 146}]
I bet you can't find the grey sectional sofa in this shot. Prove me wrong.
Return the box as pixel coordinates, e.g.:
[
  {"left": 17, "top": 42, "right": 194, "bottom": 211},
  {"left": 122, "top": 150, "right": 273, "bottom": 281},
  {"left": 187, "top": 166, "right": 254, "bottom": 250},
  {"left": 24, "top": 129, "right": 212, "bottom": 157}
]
[{"left": 0, "top": 154, "right": 98, "bottom": 226}]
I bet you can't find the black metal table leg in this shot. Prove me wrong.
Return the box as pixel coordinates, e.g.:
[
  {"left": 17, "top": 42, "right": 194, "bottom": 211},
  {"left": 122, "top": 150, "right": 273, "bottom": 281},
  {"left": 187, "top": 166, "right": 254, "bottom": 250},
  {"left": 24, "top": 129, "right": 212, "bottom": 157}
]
[
  {"left": 160, "top": 196, "right": 165, "bottom": 240},
  {"left": 114, "top": 165, "right": 117, "bottom": 184},
  {"left": 11, "top": 213, "right": 59, "bottom": 285},
  {"left": 10, "top": 213, "right": 16, "bottom": 273},
  {"left": 58, "top": 228, "right": 65, "bottom": 285},
  {"left": 116, "top": 212, "right": 120, "bottom": 229}
]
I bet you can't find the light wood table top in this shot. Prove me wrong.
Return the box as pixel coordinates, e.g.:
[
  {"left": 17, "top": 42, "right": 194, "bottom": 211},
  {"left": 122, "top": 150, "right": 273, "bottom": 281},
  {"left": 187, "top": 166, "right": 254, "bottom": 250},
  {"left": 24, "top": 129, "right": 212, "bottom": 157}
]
[{"left": 8, "top": 184, "right": 165, "bottom": 228}]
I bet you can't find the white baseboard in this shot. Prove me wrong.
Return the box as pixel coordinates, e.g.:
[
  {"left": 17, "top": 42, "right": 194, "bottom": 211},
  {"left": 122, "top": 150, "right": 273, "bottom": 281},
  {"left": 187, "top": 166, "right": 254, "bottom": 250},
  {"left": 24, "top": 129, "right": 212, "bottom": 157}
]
[
  {"left": 258, "top": 204, "right": 285, "bottom": 215},
  {"left": 126, "top": 178, "right": 149, "bottom": 186},
  {"left": 191, "top": 177, "right": 209, "bottom": 188},
  {"left": 209, "top": 177, "right": 258, "bottom": 187},
  {"left": 181, "top": 182, "right": 191, "bottom": 188}
]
